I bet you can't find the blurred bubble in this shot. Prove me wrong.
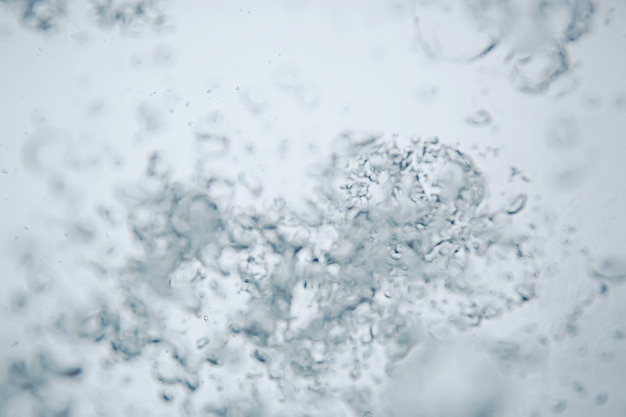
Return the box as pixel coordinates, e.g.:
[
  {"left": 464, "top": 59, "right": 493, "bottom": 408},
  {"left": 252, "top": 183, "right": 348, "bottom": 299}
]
[
  {"left": 272, "top": 65, "right": 300, "bottom": 90},
  {"left": 388, "top": 342, "right": 508, "bottom": 417},
  {"left": 550, "top": 399, "right": 567, "bottom": 414},
  {"left": 136, "top": 103, "right": 163, "bottom": 132},
  {"left": 14, "top": 0, "right": 65, "bottom": 32},
  {"left": 590, "top": 255, "right": 626, "bottom": 284},
  {"left": 154, "top": 44, "right": 178, "bottom": 68},
  {"left": 194, "top": 112, "right": 230, "bottom": 159},
  {"left": 238, "top": 172, "right": 263, "bottom": 197},
  {"left": 21, "top": 252, "right": 55, "bottom": 292},
  {"left": 294, "top": 84, "right": 321, "bottom": 109},
  {"left": 92, "top": 0, "right": 170, "bottom": 33},
  {"left": 413, "top": 0, "right": 503, "bottom": 61},
  {"left": 545, "top": 116, "right": 580, "bottom": 150},
  {"left": 465, "top": 109, "right": 493, "bottom": 126},
  {"left": 593, "top": 391, "right": 608, "bottom": 406},
  {"left": 507, "top": 42, "right": 570, "bottom": 94},
  {"left": 506, "top": 193, "right": 528, "bottom": 215},
  {"left": 240, "top": 87, "right": 268, "bottom": 115},
  {"left": 20, "top": 128, "right": 66, "bottom": 174},
  {"left": 195, "top": 134, "right": 230, "bottom": 159},
  {"left": 415, "top": 85, "right": 439, "bottom": 102},
  {"left": 553, "top": 164, "right": 588, "bottom": 189},
  {"left": 563, "top": 0, "right": 595, "bottom": 42}
]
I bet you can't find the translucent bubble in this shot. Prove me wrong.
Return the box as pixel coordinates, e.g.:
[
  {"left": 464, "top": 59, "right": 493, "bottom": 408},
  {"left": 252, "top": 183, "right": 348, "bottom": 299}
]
[
  {"left": 506, "top": 193, "right": 528, "bottom": 215},
  {"left": 564, "top": 0, "right": 595, "bottom": 42},
  {"left": 507, "top": 42, "right": 570, "bottom": 94},
  {"left": 9, "top": 0, "right": 65, "bottom": 32},
  {"left": 154, "top": 44, "right": 178, "bottom": 68},
  {"left": 238, "top": 172, "right": 263, "bottom": 197},
  {"left": 294, "top": 84, "right": 321, "bottom": 109},
  {"left": 20, "top": 128, "right": 66, "bottom": 173},
  {"left": 545, "top": 116, "right": 581, "bottom": 151},
  {"left": 240, "top": 87, "right": 268, "bottom": 114},
  {"left": 591, "top": 255, "right": 626, "bottom": 283},
  {"left": 388, "top": 343, "right": 508, "bottom": 417},
  {"left": 413, "top": 0, "right": 503, "bottom": 61},
  {"left": 550, "top": 399, "right": 567, "bottom": 414},
  {"left": 594, "top": 391, "right": 608, "bottom": 406},
  {"left": 465, "top": 109, "right": 492, "bottom": 126},
  {"left": 195, "top": 133, "right": 230, "bottom": 158},
  {"left": 196, "top": 337, "right": 209, "bottom": 349},
  {"left": 137, "top": 103, "right": 163, "bottom": 132}
]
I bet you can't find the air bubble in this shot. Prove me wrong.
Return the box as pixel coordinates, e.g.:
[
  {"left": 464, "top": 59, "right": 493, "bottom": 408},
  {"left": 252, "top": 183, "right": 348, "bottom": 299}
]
[
  {"left": 591, "top": 256, "right": 626, "bottom": 284},
  {"left": 594, "top": 391, "right": 608, "bottom": 406},
  {"left": 506, "top": 194, "right": 528, "bottom": 215},
  {"left": 195, "top": 133, "right": 230, "bottom": 158},
  {"left": 154, "top": 44, "right": 177, "bottom": 68},
  {"left": 550, "top": 399, "right": 567, "bottom": 414},
  {"left": 545, "top": 116, "right": 580, "bottom": 150},
  {"left": 465, "top": 109, "right": 492, "bottom": 126},
  {"left": 508, "top": 43, "right": 569, "bottom": 94},
  {"left": 413, "top": 0, "right": 502, "bottom": 61},
  {"left": 196, "top": 337, "right": 209, "bottom": 349}
]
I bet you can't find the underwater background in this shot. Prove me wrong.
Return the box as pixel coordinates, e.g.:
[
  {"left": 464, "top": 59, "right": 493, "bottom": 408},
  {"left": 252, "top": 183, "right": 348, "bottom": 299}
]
[{"left": 1, "top": 1, "right": 625, "bottom": 416}]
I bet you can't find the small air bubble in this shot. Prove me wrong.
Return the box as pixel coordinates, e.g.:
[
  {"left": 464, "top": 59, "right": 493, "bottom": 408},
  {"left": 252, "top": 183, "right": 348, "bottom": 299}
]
[
  {"left": 572, "top": 381, "right": 585, "bottom": 393},
  {"left": 545, "top": 116, "right": 580, "bottom": 150},
  {"left": 465, "top": 109, "right": 492, "bottom": 126},
  {"left": 203, "top": 314, "right": 208, "bottom": 321},
  {"left": 195, "top": 133, "right": 230, "bottom": 158},
  {"left": 196, "top": 337, "right": 209, "bottom": 349},
  {"left": 413, "top": 1, "right": 500, "bottom": 61},
  {"left": 594, "top": 392, "right": 608, "bottom": 405},
  {"left": 154, "top": 44, "right": 177, "bottom": 68},
  {"left": 599, "top": 283, "right": 608, "bottom": 295},
  {"left": 550, "top": 399, "right": 567, "bottom": 413},
  {"left": 506, "top": 194, "right": 528, "bottom": 215},
  {"left": 508, "top": 43, "right": 569, "bottom": 94},
  {"left": 591, "top": 255, "right": 626, "bottom": 283},
  {"left": 161, "top": 391, "right": 173, "bottom": 402}
]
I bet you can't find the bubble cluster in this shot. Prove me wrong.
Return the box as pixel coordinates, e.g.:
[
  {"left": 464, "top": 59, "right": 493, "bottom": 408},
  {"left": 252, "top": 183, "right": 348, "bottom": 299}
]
[
  {"left": 0, "top": 133, "right": 545, "bottom": 416},
  {"left": 413, "top": 0, "right": 596, "bottom": 94},
  {"left": 0, "top": 0, "right": 169, "bottom": 33},
  {"left": 0, "top": 0, "right": 66, "bottom": 31}
]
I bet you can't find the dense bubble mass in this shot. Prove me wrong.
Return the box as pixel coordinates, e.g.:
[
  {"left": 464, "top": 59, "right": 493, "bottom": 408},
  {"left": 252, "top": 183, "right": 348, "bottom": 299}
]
[{"left": 0, "top": 134, "right": 545, "bottom": 416}]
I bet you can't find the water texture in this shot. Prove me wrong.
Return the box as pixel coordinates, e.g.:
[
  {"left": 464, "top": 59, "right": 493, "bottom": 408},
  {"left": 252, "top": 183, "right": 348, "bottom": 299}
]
[{"left": 1, "top": 1, "right": 625, "bottom": 416}]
